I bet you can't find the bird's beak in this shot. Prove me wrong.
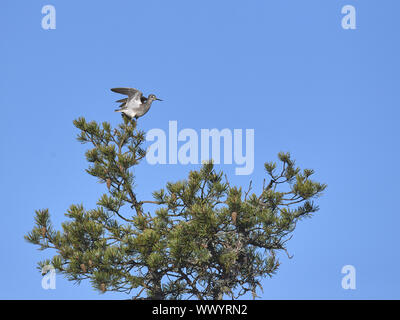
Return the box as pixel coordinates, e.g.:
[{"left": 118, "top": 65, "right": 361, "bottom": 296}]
[{"left": 156, "top": 98, "right": 163, "bottom": 101}]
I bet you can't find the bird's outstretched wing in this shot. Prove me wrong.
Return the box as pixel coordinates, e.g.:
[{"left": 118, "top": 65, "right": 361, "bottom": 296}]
[
  {"left": 111, "top": 87, "right": 142, "bottom": 97},
  {"left": 111, "top": 87, "right": 148, "bottom": 111}
]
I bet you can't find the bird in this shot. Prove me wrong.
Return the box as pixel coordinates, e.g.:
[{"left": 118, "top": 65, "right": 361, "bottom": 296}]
[{"left": 111, "top": 87, "right": 162, "bottom": 120}]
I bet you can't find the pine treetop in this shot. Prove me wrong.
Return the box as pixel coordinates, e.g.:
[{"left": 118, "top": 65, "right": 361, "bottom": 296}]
[{"left": 25, "top": 117, "right": 326, "bottom": 300}]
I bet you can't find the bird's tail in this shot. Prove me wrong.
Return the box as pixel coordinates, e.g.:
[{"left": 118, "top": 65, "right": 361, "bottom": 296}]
[{"left": 114, "top": 109, "right": 122, "bottom": 112}]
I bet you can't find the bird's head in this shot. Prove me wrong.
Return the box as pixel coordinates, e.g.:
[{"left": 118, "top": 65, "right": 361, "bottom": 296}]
[{"left": 148, "top": 94, "right": 163, "bottom": 102}]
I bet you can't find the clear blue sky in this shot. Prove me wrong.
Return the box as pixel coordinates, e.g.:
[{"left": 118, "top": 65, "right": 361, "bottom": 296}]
[{"left": 1, "top": 0, "right": 399, "bottom": 299}]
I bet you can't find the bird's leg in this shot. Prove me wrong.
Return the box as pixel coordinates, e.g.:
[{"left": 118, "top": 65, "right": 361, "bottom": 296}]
[{"left": 121, "top": 113, "right": 130, "bottom": 122}]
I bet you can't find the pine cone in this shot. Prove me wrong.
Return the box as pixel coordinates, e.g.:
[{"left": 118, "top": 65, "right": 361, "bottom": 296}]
[
  {"left": 100, "top": 283, "right": 106, "bottom": 293},
  {"left": 80, "top": 263, "right": 87, "bottom": 273},
  {"left": 106, "top": 178, "right": 111, "bottom": 190},
  {"left": 41, "top": 227, "right": 46, "bottom": 237},
  {"left": 231, "top": 212, "right": 237, "bottom": 225}
]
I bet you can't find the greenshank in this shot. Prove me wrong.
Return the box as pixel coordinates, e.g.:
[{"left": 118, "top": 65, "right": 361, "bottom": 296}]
[{"left": 111, "top": 87, "right": 162, "bottom": 119}]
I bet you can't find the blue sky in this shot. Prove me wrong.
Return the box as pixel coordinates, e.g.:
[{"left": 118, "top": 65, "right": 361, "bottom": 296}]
[{"left": 1, "top": 0, "right": 399, "bottom": 299}]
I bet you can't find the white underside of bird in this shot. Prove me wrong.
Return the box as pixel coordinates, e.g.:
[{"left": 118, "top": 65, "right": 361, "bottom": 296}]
[
  {"left": 115, "top": 108, "right": 137, "bottom": 118},
  {"left": 115, "top": 100, "right": 142, "bottom": 118}
]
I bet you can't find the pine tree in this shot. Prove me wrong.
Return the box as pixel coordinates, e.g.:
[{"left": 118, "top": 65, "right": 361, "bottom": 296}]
[{"left": 25, "top": 116, "right": 326, "bottom": 300}]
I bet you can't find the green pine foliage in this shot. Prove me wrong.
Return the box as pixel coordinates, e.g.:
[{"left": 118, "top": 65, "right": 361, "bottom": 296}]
[{"left": 25, "top": 116, "right": 326, "bottom": 300}]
